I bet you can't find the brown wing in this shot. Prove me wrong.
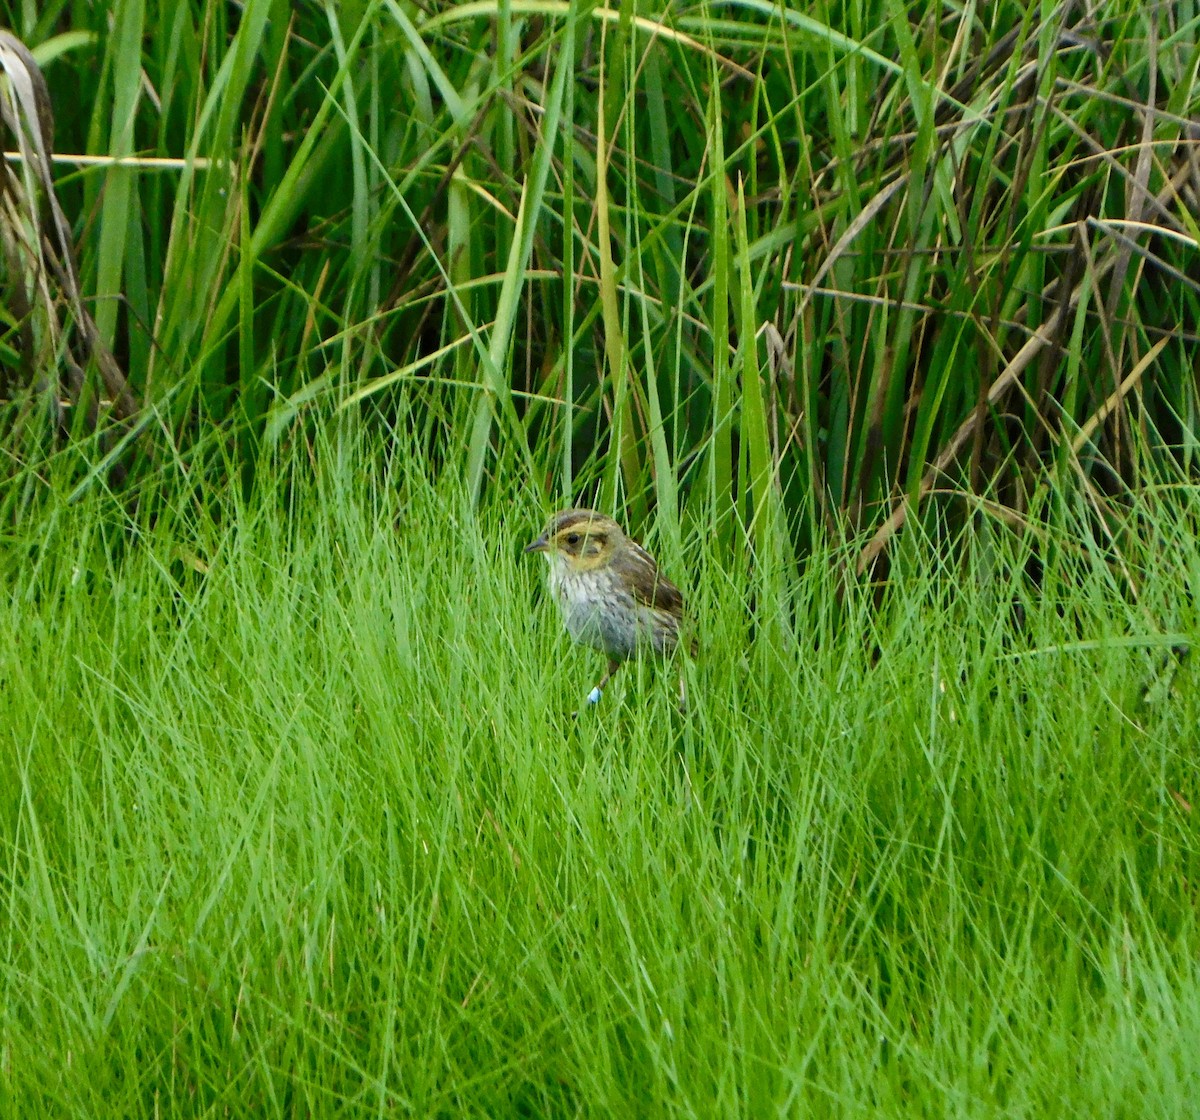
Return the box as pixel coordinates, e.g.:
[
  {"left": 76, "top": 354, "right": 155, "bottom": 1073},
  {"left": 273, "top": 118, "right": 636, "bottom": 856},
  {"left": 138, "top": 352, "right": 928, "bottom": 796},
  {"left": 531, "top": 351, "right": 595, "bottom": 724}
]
[
  {"left": 623, "top": 540, "right": 685, "bottom": 617},
  {"left": 620, "top": 539, "right": 697, "bottom": 656}
]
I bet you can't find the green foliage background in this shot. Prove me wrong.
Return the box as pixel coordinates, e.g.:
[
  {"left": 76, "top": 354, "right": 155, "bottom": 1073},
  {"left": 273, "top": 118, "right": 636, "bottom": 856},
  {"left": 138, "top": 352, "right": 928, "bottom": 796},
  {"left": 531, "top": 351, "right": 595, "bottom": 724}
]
[
  {"left": 2, "top": 1, "right": 1200, "bottom": 1114},
  {"left": 4, "top": 0, "right": 1199, "bottom": 551}
]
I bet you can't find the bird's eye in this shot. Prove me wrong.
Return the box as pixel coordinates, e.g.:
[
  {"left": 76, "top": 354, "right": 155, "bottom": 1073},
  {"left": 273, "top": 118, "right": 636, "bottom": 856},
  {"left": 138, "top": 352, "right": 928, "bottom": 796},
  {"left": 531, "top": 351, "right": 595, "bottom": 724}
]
[{"left": 566, "top": 532, "right": 581, "bottom": 546}]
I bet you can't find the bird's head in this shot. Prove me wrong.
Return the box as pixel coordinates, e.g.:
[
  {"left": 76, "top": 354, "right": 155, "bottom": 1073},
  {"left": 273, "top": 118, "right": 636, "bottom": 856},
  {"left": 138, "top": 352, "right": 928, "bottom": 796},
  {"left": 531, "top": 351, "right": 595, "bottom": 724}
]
[{"left": 524, "top": 509, "right": 624, "bottom": 574}]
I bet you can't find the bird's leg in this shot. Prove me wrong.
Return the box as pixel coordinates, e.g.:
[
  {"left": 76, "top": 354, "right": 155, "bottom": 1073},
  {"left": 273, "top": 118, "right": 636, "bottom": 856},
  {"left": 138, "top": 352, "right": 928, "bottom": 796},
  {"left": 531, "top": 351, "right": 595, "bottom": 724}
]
[{"left": 585, "top": 659, "right": 621, "bottom": 707}]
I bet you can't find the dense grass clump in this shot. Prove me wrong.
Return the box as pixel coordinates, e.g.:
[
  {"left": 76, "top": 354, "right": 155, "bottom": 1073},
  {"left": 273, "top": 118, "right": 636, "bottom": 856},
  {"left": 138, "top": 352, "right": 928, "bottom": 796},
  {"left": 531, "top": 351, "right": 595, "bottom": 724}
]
[
  {"left": 2, "top": 1, "right": 1200, "bottom": 1111},
  {"left": 2, "top": 440, "right": 1198, "bottom": 1115}
]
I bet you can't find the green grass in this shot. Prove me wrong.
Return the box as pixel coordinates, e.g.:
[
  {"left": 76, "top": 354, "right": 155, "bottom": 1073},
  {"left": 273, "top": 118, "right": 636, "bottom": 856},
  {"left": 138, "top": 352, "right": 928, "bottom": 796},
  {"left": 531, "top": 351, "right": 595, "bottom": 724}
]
[
  {"left": 3, "top": 3, "right": 1200, "bottom": 1111},
  {"left": 3, "top": 437, "right": 1199, "bottom": 1115}
]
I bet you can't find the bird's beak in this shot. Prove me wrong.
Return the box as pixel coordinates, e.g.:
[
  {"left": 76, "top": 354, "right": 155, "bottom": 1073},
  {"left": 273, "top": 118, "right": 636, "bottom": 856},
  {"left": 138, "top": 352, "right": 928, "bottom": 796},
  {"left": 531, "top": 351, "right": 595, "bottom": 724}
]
[{"left": 523, "top": 532, "right": 549, "bottom": 555}]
